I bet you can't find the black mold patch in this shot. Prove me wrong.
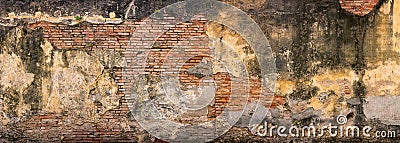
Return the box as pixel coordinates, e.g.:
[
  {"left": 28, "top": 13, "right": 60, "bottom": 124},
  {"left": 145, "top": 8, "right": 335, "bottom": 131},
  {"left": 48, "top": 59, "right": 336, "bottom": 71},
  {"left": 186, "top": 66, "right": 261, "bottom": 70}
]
[{"left": 3, "top": 89, "right": 19, "bottom": 118}]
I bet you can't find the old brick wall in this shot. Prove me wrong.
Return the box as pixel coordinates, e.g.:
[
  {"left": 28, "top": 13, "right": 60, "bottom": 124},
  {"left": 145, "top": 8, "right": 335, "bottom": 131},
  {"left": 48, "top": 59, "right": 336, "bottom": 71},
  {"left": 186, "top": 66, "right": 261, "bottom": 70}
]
[{"left": 15, "top": 17, "right": 282, "bottom": 141}]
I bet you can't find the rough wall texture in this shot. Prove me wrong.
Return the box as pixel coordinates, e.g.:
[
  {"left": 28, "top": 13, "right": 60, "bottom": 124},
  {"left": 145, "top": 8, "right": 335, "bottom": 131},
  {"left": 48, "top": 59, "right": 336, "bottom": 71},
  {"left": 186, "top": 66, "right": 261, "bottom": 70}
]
[{"left": 0, "top": 0, "right": 399, "bottom": 142}]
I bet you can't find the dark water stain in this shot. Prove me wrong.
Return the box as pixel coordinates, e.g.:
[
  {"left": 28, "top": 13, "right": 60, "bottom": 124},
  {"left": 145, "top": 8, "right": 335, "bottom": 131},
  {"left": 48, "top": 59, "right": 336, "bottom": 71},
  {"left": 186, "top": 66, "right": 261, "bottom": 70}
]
[{"left": 0, "top": 25, "right": 47, "bottom": 116}]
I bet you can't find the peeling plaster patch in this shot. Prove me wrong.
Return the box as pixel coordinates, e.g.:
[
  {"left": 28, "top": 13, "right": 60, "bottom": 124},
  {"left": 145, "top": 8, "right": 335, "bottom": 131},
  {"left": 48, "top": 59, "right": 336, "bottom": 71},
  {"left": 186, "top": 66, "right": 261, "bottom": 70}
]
[
  {"left": 364, "top": 61, "right": 400, "bottom": 96},
  {"left": 0, "top": 28, "right": 120, "bottom": 125},
  {"left": 0, "top": 26, "right": 46, "bottom": 126},
  {"left": 0, "top": 53, "right": 34, "bottom": 92},
  {"left": 43, "top": 50, "right": 120, "bottom": 124},
  {"left": 66, "top": 50, "right": 103, "bottom": 77},
  {"left": 48, "top": 66, "right": 87, "bottom": 114}
]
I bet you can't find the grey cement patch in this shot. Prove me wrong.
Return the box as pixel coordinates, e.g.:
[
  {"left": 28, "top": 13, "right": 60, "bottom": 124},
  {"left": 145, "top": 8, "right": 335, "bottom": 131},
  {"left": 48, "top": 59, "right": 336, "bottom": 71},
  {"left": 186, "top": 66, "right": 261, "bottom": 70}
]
[{"left": 364, "top": 96, "right": 400, "bottom": 125}]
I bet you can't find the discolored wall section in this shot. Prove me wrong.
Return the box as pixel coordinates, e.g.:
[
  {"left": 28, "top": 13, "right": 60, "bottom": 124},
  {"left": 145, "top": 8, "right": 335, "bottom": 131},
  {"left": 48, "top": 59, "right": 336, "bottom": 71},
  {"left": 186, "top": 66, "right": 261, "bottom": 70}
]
[{"left": 0, "top": 0, "right": 399, "bottom": 142}]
